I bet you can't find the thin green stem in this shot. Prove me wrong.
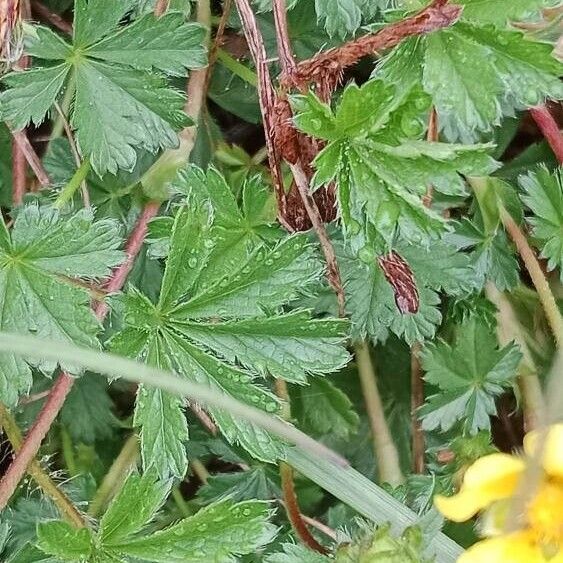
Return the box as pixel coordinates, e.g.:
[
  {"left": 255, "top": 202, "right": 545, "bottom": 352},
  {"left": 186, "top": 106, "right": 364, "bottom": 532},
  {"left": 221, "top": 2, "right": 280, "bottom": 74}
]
[
  {"left": 355, "top": 341, "right": 404, "bottom": 486},
  {"left": 485, "top": 283, "right": 545, "bottom": 431},
  {"left": 171, "top": 486, "right": 193, "bottom": 518},
  {"left": 88, "top": 433, "right": 139, "bottom": 518},
  {"left": 53, "top": 158, "right": 91, "bottom": 209},
  {"left": 0, "top": 403, "right": 85, "bottom": 528},
  {"left": 51, "top": 72, "right": 76, "bottom": 141},
  {"left": 190, "top": 459, "right": 210, "bottom": 484},
  {"left": 500, "top": 207, "right": 563, "bottom": 347},
  {"left": 216, "top": 48, "right": 258, "bottom": 86},
  {"left": 60, "top": 426, "right": 78, "bottom": 476}
]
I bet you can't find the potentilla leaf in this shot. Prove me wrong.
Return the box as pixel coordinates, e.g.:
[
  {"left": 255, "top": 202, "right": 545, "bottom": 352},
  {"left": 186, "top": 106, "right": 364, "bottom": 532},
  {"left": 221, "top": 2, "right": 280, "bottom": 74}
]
[
  {"left": 34, "top": 471, "right": 277, "bottom": 563},
  {"left": 420, "top": 318, "right": 522, "bottom": 434},
  {"left": 0, "top": 205, "right": 123, "bottom": 406},
  {"left": 99, "top": 469, "right": 170, "bottom": 545},
  {"left": 110, "top": 190, "right": 350, "bottom": 475},
  {"left": 519, "top": 166, "right": 563, "bottom": 280},
  {"left": 446, "top": 219, "right": 520, "bottom": 291},
  {"left": 455, "top": 0, "right": 547, "bottom": 26},
  {"left": 108, "top": 499, "right": 277, "bottom": 562},
  {"left": 377, "top": 20, "right": 563, "bottom": 142},
  {"left": 338, "top": 237, "right": 475, "bottom": 345},
  {"left": 36, "top": 521, "right": 93, "bottom": 560},
  {"left": 293, "top": 79, "right": 497, "bottom": 251},
  {"left": 0, "top": 3, "right": 207, "bottom": 175}
]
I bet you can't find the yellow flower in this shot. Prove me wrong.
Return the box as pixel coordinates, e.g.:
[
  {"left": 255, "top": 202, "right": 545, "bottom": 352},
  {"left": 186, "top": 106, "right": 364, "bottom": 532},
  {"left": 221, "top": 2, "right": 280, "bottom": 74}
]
[{"left": 434, "top": 424, "right": 563, "bottom": 562}]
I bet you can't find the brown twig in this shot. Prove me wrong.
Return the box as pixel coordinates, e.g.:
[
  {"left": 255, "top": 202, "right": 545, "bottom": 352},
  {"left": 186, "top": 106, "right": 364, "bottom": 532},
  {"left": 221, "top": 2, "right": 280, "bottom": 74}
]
[
  {"left": 233, "top": 0, "right": 290, "bottom": 229},
  {"left": 12, "top": 135, "right": 26, "bottom": 205},
  {"left": 530, "top": 105, "right": 563, "bottom": 164},
  {"left": 281, "top": 0, "right": 462, "bottom": 95},
  {"left": 409, "top": 107, "right": 438, "bottom": 473},
  {"left": 31, "top": 0, "right": 72, "bottom": 34},
  {"left": 272, "top": 0, "right": 296, "bottom": 74},
  {"left": 204, "top": 0, "right": 233, "bottom": 92},
  {"left": 289, "top": 163, "right": 346, "bottom": 317},
  {"left": 11, "top": 129, "right": 50, "bottom": 187},
  {"left": 0, "top": 201, "right": 160, "bottom": 511},
  {"left": 410, "top": 342, "right": 425, "bottom": 474}
]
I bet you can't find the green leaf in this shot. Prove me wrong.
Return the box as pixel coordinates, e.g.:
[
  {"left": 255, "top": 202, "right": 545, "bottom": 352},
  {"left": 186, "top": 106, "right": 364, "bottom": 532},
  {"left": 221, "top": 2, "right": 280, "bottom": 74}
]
[
  {"left": 1, "top": 65, "right": 70, "bottom": 129},
  {"left": 87, "top": 13, "right": 207, "bottom": 76},
  {"left": 72, "top": 61, "right": 188, "bottom": 175},
  {"left": 292, "top": 377, "right": 359, "bottom": 439},
  {"left": 110, "top": 500, "right": 277, "bottom": 562},
  {"left": 111, "top": 193, "right": 349, "bottom": 475},
  {"left": 60, "top": 374, "right": 118, "bottom": 444},
  {"left": 519, "top": 166, "right": 563, "bottom": 280},
  {"left": 377, "top": 24, "right": 563, "bottom": 141},
  {"left": 447, "top": 219, "right": 520, "bottom": 291},
  {"left": 1, "top": 4, "right": 207, "bottom": 175},
  {"left": 0, "top": 205, "right": 123, "bottom": 405},
  {"left": 457, "top": 0, "right": 547, "bottom": 26},
  {"left": 420, "top": 318, "right": 522, "bottom": 434},
  {"left": 295, "top": 80, "right": 496, "bottom": 249},
  {"left": 36, "top": 521, "right": 93, "bottom": 560},
  {"left": 339, "top": 237, "right": 474, "bottom": 345},
  {"left": 99, "top": 470, "right": 170, "bottom": 545},
  {"left": 314, "top": 0, "right": 383, "bottom": 39},
  {"left": 198, "top": 466, "right": 281, "bottom": 503}
]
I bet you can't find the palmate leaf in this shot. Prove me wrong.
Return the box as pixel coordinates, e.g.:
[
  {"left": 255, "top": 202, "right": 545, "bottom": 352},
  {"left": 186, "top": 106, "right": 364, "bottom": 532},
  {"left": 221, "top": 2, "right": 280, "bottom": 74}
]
[
  {"left": 420, "top": 318, "right": 521, "bottom": 434},
  {"left": 35, "top": 470, "right": 277, "bottom": 562},
  {"left": 292, "top": 79, "right": 497, "bottom": 252},
  {"left": 0, "top": 205, "right": 123, "bottom": 405},
  {"left": 111, "top": 185, "right": 350, "bottom": 476},
  {"left": 0, "top": 2, "right": 207, "bottom": 175},
  {"left": 376, "top": 13, "right": 563, "bottom": 142},
  {"left": 446, "top": 218, "right": 520, "bottom": 291},
  {"left": 519, "top": 166, "right": 563, "bottom": 280},
  {"left": 338, "top": 237, "right": 475, "bottom": 345}
]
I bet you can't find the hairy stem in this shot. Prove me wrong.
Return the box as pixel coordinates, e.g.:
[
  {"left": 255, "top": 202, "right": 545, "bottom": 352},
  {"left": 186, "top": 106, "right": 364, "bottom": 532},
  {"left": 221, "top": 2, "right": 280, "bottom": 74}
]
[
  {"left": 31, "top": 0, "right": 73, "bottom": 33},
  {"left": 12, "top": 135, "right": 27, "bottom": 206},
  {"left": 410, "top": 342, "right": 425, "bottom": 474},
  {"left": 88, "top": 433, "right": 139, "bottom": 518},
  {"left": 11, "top": 129, "right": 50, "bottom": 187},
  {"left": 191, "top": 459, "right": 210, "bottom": 484},
  {"left": 233, "top": 0, "right": 288, "bottom": 228},
  {"left": 0, "top": 200, "right": 160, "bottom": 511},
  {"left": 275, "top": 379, "right": 328, "bottom": 554},
  {"left": 289, "top": 163, "right": 346, "bottom": 317},
  {"left": 530, "top": 105, "right": 563, "bottom": 164},
  {"left": 0, "top": 402, "right": 85, "bottom": 527},
  {"left": 355, "top": 341, "right": 404, "bottom": 486},
  {"left": 500, "top": 207, "right": 563, "bottom": 347}
]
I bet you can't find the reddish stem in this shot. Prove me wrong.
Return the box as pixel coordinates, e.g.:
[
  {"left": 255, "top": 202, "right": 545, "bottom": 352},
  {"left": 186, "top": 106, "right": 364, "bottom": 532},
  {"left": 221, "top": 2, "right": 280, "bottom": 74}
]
[
  {"left": 530, "top": 105, "right": 563, "bottom": 165},
  {"left": 410, "top": 343, "right": 425, "bottom": 474},
  {"left": 12, "top": 137, "right": 27, "bottom": 206},
  {"left": 272, "top": 0, "right": 296, "bottom": 74},
  {"left": 280, "top": 462, "right": 328, "bottom": 554},
  {"left": 153, "top": 0, "right": 169, "bottom": 17},
  {"left": 233, "top": 0, "right": 289, "bottom": 229},
  {"left": 11, "top": 130, "right": 50, "bottom": 188},
  {"left": 281, "top": 0, "right": 462, "bottom": 93},
  {"left": 0, "top": 201, "right": 160, "bottom": 510},
  {"left": 31, "top": 1, "right": 73, "bottom": 34}
]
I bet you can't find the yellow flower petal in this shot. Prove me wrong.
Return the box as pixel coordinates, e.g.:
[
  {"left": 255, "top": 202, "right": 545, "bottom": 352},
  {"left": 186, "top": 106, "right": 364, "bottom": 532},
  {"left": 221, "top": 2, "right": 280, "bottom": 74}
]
[
  {"left": 435, "top": 453, "right": 524, "bottom": 522},
  {"left": 458, "top": 532, "right": 545, "bottom": 563},
  {"left": 524, "top": 424, "right": 563, "bottom": 478}
]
